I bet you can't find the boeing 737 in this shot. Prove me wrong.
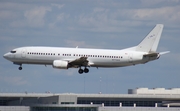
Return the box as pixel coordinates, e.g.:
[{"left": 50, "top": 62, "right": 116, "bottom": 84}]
[{"left": 3, "top": 24, "right": 169, "bottom": 74}]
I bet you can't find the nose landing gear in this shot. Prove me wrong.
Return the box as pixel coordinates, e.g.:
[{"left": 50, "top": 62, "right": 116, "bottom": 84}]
[{"left": 18, "top": 64, "right": 22, "bottom": 70}]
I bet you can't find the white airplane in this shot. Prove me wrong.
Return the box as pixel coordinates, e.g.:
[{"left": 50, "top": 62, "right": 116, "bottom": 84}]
[{"left": 4, "top": 24, "right": 169, "bottom": 74}]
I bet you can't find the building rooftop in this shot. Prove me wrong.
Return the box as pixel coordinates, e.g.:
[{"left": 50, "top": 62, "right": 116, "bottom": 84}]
[
  {"left": 1, "top": 92, "right": 180, "bottom": 99},
  {"left": 128, "top": 88, "right": 180, "bottom": 95},
  {"left": 1, "top": 88, "right": 180, "bottom": 109}
]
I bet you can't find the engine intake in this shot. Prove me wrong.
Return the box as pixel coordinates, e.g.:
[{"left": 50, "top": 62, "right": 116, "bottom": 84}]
[{"left": 53, "top": 60, "right": 68, "bottom": 69}]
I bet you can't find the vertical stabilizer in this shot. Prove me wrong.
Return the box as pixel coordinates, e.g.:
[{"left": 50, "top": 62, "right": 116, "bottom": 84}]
[{"left": 136, "top": 24, "right": 164, "bottom": 53}]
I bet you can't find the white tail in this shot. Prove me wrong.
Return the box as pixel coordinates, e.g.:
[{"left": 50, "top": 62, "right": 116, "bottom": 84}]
[{"left": 136, "top": 24, "right": 164, "bottom": 53}]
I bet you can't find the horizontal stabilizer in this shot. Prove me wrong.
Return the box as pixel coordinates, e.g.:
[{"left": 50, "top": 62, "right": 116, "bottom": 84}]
[
  {"left": 143, "top": 53, "right": 159, "bottom": 57},
  {"left": 159, "top": 51, "right": 170, "bottom": 55},
  {"left": 144, "top": 51, "right": 170, "bottom": 57},
  {"left": 143, "top": 51, "right": 170, "bottom": 61}
]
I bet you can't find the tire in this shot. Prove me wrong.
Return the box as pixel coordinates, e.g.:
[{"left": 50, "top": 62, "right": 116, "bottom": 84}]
[
  {"left": 84, "top": 68, "right": 89, "bottom": 73},
  {"left": 78, "top": 69, "right": 83, "bottom": 74}
]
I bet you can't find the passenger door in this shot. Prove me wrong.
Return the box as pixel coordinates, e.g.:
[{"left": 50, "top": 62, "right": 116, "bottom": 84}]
[
  {"left": 128, "top": 53, "right": 133, "bottom": 63},
  {"left": 21, "top": 49, "right": 26, "bottom": 58}
]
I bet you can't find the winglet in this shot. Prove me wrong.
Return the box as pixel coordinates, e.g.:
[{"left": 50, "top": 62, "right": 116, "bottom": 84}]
[{"left": 136, "top": 24, "right": 164, "bottom": 53}]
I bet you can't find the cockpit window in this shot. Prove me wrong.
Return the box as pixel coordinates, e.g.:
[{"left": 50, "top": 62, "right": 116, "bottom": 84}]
[{"left": 10, "top": 51, "right": 16, "bottom": 53}]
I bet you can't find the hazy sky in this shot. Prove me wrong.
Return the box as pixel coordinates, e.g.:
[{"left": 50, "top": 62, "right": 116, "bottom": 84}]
[{"left": 0, "top": 0, "right": 180, "bottom": 94}]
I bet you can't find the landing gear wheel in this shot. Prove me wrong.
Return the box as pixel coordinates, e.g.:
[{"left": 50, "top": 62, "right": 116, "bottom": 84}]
[
  {"left": 78, "top": 69, "right": 84, "bottom": 74},
  {"left": 84, "top": 68, "right": 89, "bottom": 73},
  {"left": 19, "top": 67, "right": 22, "bottom": 70}
]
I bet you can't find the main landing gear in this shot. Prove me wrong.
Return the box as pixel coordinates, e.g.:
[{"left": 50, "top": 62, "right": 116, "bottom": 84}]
[{"left": 78, "top": 67, "right": 89, "bottom": 74}]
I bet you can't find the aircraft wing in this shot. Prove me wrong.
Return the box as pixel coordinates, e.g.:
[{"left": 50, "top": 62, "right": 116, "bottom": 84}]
[{"left": 68, "top": 57, "right": 89, "bottom": 67}]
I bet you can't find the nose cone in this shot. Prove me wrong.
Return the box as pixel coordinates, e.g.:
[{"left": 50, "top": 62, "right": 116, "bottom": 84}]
[
  {"left": 3, "top": 53, "right": 8, "bottom": 59},
  {"left": 3, "top": 53, "right": 12, "bottom": 60}
]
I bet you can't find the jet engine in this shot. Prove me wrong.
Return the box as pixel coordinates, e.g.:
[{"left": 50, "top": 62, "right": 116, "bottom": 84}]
[{"left": 53, "top": 60, "right": 68, "bottom": 69}]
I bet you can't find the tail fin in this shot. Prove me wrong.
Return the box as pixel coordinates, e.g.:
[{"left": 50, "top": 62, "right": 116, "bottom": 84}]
[{"left": 136, "top": 24, "right": 164, "bottom": 53}]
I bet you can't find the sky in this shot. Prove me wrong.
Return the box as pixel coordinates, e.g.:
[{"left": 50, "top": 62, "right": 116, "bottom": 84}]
[{"left": 0, "top": 0, "right": 180, "bottom": 94}]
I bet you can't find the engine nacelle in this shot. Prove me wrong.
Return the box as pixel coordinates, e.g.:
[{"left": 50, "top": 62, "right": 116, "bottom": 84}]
[{"left": 53, "top": 60, "right": 68, "bottom": 69}]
